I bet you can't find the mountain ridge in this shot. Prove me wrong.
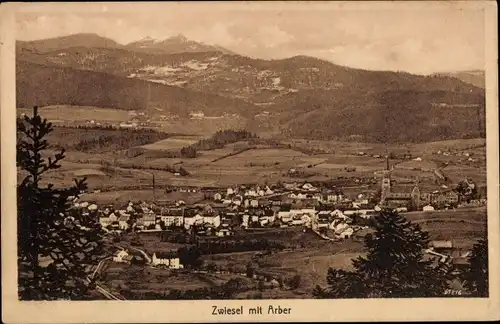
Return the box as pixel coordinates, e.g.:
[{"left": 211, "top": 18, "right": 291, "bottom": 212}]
[
  {"left": 16, "top": 33, "right": 486, "bottom": 143},
  {"left": 17, "top": 32, "right": 236, "bottom": 56}
]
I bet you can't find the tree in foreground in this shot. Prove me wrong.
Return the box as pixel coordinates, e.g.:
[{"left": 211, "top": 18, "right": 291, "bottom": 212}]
[
  {"left": 17, "top": 106, "right": 104, "bottom": 300},
  {"left": 463, "top": 239, "right": 488, "bottom": 297},
  {"left": 313, "top": 209, "right": 451, "bottom": 298}
]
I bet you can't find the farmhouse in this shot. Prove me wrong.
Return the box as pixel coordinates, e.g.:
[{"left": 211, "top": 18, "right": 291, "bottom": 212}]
[{"left": 113, "top": 250, "right": 130, "bottom": 263}]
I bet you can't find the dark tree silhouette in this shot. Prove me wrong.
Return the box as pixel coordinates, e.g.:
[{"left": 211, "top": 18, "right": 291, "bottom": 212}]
[
  {"left": 463, "top": 239, "right": 488, "bottom": 297},
  {"left": 17, "top": 106, "right": 105, "bottom": 300},
  {"left": 313, "top": 209, "right": 451, "bottom": 298}
]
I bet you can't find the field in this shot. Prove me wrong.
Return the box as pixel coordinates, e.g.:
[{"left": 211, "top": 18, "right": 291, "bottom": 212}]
[
  {"left": 103, "top": 263, "right": 251, "bottom": 293},
  {"left": 404, "top": 206, "right": 487, "bottom": 249},
  {"left": 141, "top": 136, "right": 202, "bottom": 150},
  {"left": 40, "top": 135, "right": 487, "bottom": 200},
  {"left": 18, "top": 105, "right": 130, "bottom": 123}
]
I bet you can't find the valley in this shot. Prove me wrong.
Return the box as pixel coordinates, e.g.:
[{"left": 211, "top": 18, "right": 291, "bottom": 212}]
[{"left": 15, "top": 31, "right": 490, "bottom": 302}]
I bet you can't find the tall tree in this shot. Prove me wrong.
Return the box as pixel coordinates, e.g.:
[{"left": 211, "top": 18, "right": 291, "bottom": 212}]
[
  {"left": 313, "top": 209, "right": 451, "bottom": 298},
  {"left": 463, "top": 239, "right": 489, "bottom": 297},
  {"left": 17, "top": 106, "right": 104, "bottom": 300}
]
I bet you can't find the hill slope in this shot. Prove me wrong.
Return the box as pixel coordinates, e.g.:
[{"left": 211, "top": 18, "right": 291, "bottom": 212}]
[
  {"left": 432, "top": 70, "right": 485, "bottom": 89},
  {"left": 17, "top": 33, "right": 123, "bottom": 53},
  {"left": 16, "top": 60, "right": 258, "bottom": 119}
]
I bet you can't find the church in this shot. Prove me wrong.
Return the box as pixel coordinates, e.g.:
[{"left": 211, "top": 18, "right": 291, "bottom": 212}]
[{"left": 378, "top": 156, "right": 458, "bottom": 210}]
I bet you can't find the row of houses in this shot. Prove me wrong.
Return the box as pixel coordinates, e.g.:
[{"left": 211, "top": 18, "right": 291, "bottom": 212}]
[{"left": 112, "top": 249, "right": 182, "bottom": 269}]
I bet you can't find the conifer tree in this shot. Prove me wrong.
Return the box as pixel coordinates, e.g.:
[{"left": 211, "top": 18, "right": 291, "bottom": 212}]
[
  {"left": 463, "top": 239, "right": 488, "bottom": 297},
  {"left": 313, "top": 209, "right": 451, "bottom": 298},
  {"left": 17, "top": 106, "right": 104, "bottom": 300}
]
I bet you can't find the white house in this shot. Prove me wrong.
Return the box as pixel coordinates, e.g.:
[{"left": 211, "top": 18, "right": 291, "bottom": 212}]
[
  {"left": 203, "top": 214, "right": 221, "bottom": 228},
  {"left": 343, "top": 209, "right": 359, "bottom": 216},
  {"left": 301, "top": 214, "right": 312, "bottom": 226},
  {"left": 118, "top": 215, "right": 130, "bottom": 230},
  {"left": 336, "top": 227, "right": 354, "bottom": 239},
  {"left": 99, "top": 216, "right": 113, "bottom": 228},
  {"left": 216, "top": 228, "right": 232, "bottom": 237},
  {"left": 242, "top": 214, "right": 250, "bottom": 227},
  {"left": 160, "top": 208, "right": 184, "bottom": 227},
  {"left": 88, "top": 204, "right": 98, "bottom": 211},
  {"left": 113, "top": 250, "right": 130, "bottom": 263},
  {"left": 213, "top": 193, "right": 222, "bottom": 201},
  {"left": 278, "top": 211, "right": 292, "bottom": 222},
  {"left": 246, "top": 189, "right": 258, "bottom": 197},
  {"left": 259, "top": 218, "right": 269, "bottom": 227},
  {"left": 227, "top": 188, "right": 235, "bottom": 196},
  {"left": 232, "top": 195, "right": 243, "bottom": 206},
  {"left": 152, "top": 252, "right": 182, "bottom": 269},
  {"left": 250, "top": 199, "right": 259, "bottom": 208},
  {"left": 327, "top": 194, "right": 339, "bottom": 203},
  {"left": 298, "top": 193, "right": 308, "bottom": 200},
  {"left": 293, "top": 208, "right": 315, "bottom": 218},
  {"left": 330, "top": 209, "right": 346, "bottom": 219},
  {"left": 142, "top": 214, "right": 156, "bottom": 227},
  {"left": 313, "top": 193, "right": 324, "bottom": 202},
  {"left": 423, "top": 205, "right": 435, "bottom": 212},
  {"left": 302, "top": 183, "right": 315, "bottom": 190}
]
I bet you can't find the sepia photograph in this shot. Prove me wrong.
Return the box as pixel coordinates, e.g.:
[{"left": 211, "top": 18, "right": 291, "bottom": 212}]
[{"left": 1, "top": 1, "right": 499, "bottom": 323}]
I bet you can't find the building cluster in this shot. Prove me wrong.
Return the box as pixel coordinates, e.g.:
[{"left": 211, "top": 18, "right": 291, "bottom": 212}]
[
  {"left": 112, "top": 249, "right": 182, "bottom": 269},
  {"left": 379, "top": 157, "right": 461, "bottom": 210},
  {"left": 67, "top": 162, "right": 478, "bottom": 243}
]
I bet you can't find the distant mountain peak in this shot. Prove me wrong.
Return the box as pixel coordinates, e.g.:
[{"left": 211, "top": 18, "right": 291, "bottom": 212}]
[{"left": 167, "top": 34, "right": 188, "bottom": 43}]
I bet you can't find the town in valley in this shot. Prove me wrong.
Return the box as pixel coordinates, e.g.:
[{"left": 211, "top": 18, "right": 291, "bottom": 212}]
[{"left": 15, "top": 5, "right": 489, "bottom": 302}]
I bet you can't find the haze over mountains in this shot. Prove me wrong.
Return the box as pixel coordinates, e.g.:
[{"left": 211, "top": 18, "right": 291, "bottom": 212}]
[{"left": 16, "top": 33, "right": 486, "bottom": 143}]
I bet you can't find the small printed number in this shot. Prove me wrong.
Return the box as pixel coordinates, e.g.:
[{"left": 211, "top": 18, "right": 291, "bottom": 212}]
[{"left": 445, "top": 289, "right": 462, "bottom": 296}]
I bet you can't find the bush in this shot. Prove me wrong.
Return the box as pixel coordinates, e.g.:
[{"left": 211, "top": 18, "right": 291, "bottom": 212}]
[{"left": 287, "top": 274, "right": 302, "bottom": 290}]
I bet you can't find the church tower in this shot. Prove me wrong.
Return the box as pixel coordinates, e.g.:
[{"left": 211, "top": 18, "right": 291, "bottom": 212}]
[
  {"left": 411, "top": 176, "right": 421, "bottom": 210},
  {"left": 380, "top": 155, "right": 391, "bottom": 202}
]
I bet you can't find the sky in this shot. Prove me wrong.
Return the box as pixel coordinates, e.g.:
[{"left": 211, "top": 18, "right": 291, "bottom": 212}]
[{"left": 15, "top": 2, "right": 486, "bottom": 75}]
